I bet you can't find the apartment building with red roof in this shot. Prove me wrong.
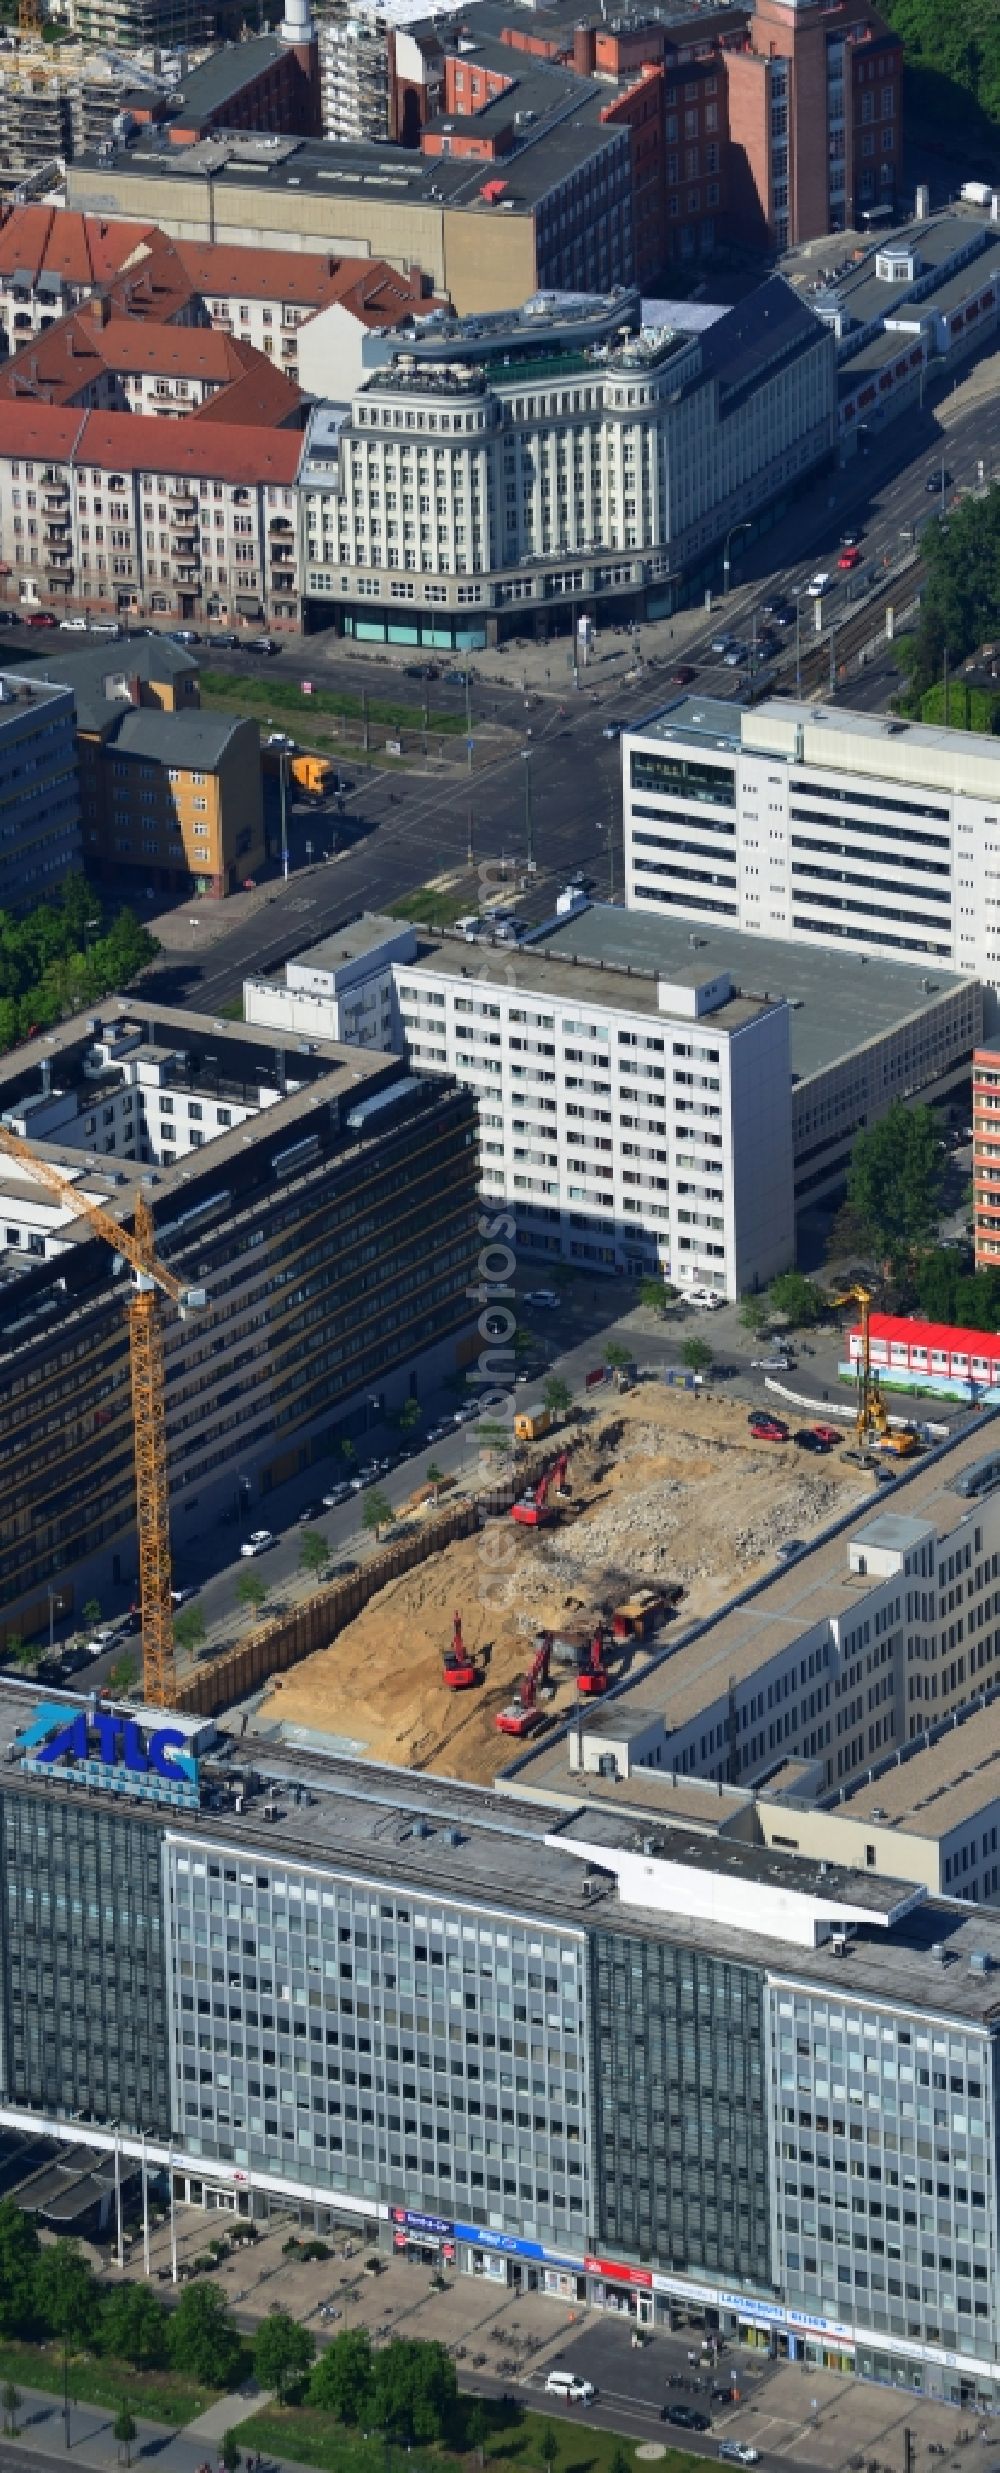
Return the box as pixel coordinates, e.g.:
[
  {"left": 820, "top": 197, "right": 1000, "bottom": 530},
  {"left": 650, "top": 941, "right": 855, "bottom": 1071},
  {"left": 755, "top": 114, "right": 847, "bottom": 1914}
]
[
  {"left": 0, "top": 301, "right": 305, "bottom": 427},
  {"left": 0, "top": 207, "right": 158, "bottom": 353},
  {"left": 0, "top": 404, "right": 304, "bottom": 632}
]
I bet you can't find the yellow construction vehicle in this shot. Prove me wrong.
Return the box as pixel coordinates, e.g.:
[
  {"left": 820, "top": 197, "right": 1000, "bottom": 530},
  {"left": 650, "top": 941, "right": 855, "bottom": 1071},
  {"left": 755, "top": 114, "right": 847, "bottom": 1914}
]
[
  {"left": 830, "top": 1282, "right": 889, "bottom": 1448},
  {"left": 0, "top": 1124, "right": 205, "bottom": 1707}
]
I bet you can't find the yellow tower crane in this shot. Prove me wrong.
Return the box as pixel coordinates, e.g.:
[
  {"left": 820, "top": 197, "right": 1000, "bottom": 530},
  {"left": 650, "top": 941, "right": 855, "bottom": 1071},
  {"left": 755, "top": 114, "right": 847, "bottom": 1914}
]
[
  {"left": 830, "top": 1281, "right": 889, "bottom": 1449},
  {"left": 0, "top": 1122, "right": 205, "bottom": 1708}
]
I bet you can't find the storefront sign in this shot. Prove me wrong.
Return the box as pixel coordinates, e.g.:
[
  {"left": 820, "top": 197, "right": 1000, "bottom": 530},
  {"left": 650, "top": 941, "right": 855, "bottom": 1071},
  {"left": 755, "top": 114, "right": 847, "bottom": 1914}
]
[
  {"left": 719, "top": 2290, "right": 784, "bottom": 2326},
  {"left": 19, "top": 1703, "right": 199, "bottom": 1809},
  {"left": 390, "top": 2208, "right": 453, "bottom": 2239},
  {"left": 585, "top": 2255, "right": 654, "bottom": 2290}
]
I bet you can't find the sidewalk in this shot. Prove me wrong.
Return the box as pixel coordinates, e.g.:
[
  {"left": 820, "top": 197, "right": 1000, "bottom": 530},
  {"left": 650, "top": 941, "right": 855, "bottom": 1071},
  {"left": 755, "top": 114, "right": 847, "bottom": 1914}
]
[{"left": 1, "top": 2379, "right": 289, "bottom": 2473}]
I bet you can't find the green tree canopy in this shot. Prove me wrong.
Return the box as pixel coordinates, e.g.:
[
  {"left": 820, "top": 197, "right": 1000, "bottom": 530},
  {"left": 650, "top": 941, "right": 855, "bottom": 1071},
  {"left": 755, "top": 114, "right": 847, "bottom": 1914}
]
[
  {"left": 235, "top": 1569, "right": 268, "bottom": 1619},
  {"left": 253, "top": 2308, "right": 314, "bottom": 2404},
  {"left": 100, "top": 2284, "right": 168, "bottom": 2372},
  {"left": 681, "top": 1336, "right": 713, "bottom": 1375},
  {"left": 361, "top": 1489, "right": 393, "bottom": 1539},
  {"left": 166, "top": 2283, "right": 244, "bottom": 2388},
  {"left": 638, "top": 1277, "right": 668, "bottom": 1315},
  {"left": 299, "top": 1528, "right": 330, "bottom": 1581},
  {"left": 173, "top": 1607, "right": 206, "bottom": 1659},
  {"left": 914, "top": 1248, "right": 1000, "bottom": 1329},
  {"left": 0, "top": 879, "right": 157, "bottom": 1053},
  {"left": 903, "top": 482, "right": 1000, "bottom": 698},
  {"left": 370, "top": 2338, "right": 457, "bottom": 2446},
  {"left": 114, "top": 2400, "right": 137, "bottom": 2466},
  {"left": 740, "top": 1293, "right": 771, "bottom": 1335},
  {"left": 0, "top": 2199, "right": 39, "bottom": 2338},
  {"left": 847, "top": 1102, "right": 945, "bottom": 1260},
  {"left": 542, "top": 1375, "right": 573, "bottom": 1420},
  {"left": 767, "top": 1272, "right": 826, "bottom": 1328},
  {"left": 33, "top": 2240, "right": 96, "bottom": 2349},
  {"left": 308, "top": 2328, "right": 373, "bottom": 2423}
]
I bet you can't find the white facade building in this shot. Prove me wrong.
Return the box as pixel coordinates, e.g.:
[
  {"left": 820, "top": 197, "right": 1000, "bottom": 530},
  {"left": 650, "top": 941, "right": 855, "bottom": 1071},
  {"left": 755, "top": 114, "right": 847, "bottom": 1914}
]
[
  {"left": 624, "top": 693, "right": 1000, "bottom": 1016},
  {"left": 244, "top": 913, "right": 414, "bottom": 1051},
  {"left": 300, "top": 277, "right": 836, "bottom": 641},
  {"left": 247, "top": 908, "right": 795, "bottom": 1297}
]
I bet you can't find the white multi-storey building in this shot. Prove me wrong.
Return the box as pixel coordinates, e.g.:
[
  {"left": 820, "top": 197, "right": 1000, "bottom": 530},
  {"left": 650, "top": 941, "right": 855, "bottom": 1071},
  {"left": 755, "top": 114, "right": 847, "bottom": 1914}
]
[
  {"left": 624, "top": 693, "right": 1000, "bottom": 1017},
  {"left": 299, "top": 276, "right": 836, "bottom": 646}
]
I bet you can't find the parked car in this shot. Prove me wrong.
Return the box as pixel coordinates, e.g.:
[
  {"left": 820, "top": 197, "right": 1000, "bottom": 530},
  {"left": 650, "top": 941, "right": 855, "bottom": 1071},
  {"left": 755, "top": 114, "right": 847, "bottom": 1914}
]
[
  {"left": 59, "top": 615, "right": 89, "bottom": 632},
  {"left": 719, "top": 2446, "right": 760, "bottom": 2466},
  {"left": 209, "top": 629, "right": 238, "bottom": 648},
  {"left": 321, "top": 1482, "right": 353, "bottom": 1509},
  {"left": 777, "top": 1537, "right": 806, "bottom": 1562},
  {"left": 167, "top": 627, "right": 201, "bottom": 645},
  {"left": 812, "top": 1424, "right": 843, "bottom": 1446},
  {"left": 601, "top": 719, "right": 624, "bottom": 740},
  {"left": 794, "top": 1427, "right": 830, "bottom": 1453},
  {"left": 25, "top": 609, "right": 57, "bottom": 627},
  {"left": 444, "top": 667, "right": 470, "bottom": 685},
  {"left": 240, "top": 1528, "right": 275, "bottom": 1558},
  {"left": 524, "top": 1288, "right": 560, "bottom": 1309},
  {"left": 661, "top": 2405, "right": 710, "bottom": 2432},
  {"left": 297, "top": 1502, "right": 325, "bottom": 1524},
  {"left": 349, "top": 1462, "right": 380, "bottom": 1491},
  {"left": 751, "top": 1353, "right": 792, "bottom": 1371},
  {"left": 749, "top": 1416, "right": 789, "bottom": 1443},
  {"left": 688, "top": 1285, "right": 725, "bottom": 1307},
  {"left": 248, "top": 635, "right": 279, "bottom": 655}
]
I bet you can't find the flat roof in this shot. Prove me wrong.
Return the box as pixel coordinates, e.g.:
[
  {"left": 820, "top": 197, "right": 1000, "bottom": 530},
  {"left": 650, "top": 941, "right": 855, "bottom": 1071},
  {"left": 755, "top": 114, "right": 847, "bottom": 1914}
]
[
  {"left": 537, "top": 903, "right": 968, "bottom": 1087},
  {"left": 291, "top": 915, "right": 412, "bottom": 970},
  {"left": 840, "top": 1695, "right": 1000, "bottom": 1841},
  {"left": 5, "top": 1678, "right": 1000, "bottom": 2017},
  {"left": 631, "top": 689, "right": 1000, "bottom": 802},
  {"left": 406, "top": 925, "right": 771, "bottom": 1037}
]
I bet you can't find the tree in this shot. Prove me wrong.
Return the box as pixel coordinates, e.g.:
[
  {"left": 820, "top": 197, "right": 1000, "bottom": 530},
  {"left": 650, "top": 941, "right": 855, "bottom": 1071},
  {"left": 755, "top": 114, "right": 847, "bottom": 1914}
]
[
  {"left": 308, "top": 2328, "right": 373, "bottom": 2424},
  {"left": 339, "top": 1438, "right": 357, "bottom": 1470},
  {"left": 681, "top": 1337, "right": 713, "bottom": 1376},
  {"left": 425, "top": 1461, "right": 445, "bottom": 1499},
  {"left": 33, "top": 2240, "right": 96, "bottom": 2349},
  {"left": 167, "top": 2283, "right": 244, "bottom": 2388},
  {"left": 740, "top": 1293, "right": 771, "bottom": 1337},
  {"left": 604, "top": 1341, "right": 632, "bottom": 1371},
  {"left": 847, "top": 1102, "right": 945, "bottom": 1262},
  {"left": 173, "top": 1606, "right": 206, "bottom": 1659},
  {"left": 542, "top": 1375, "right": 573, "bottom": 1421},
  {"left": 220, "top": 2432, "right": 241, "bottom": 2472},
  {"left": 253, "top": 2308, "right": 314, "bottom": 2405},
  {"left": 371, "top": 2338, "right": 457, "bottom": 2447},
  {"left": 902, "top": 480, "right": 1000, "bottom": 698},
  {"left": 767, "top": 1272, "right": 826, "bottom": 1328},
  {"left": 0, "top": 2203, "right": 37, "bottom": 2339},
  {"left": 235, "top": 1569, "right": 268, "bottom": 1621},
  {"left": 299, "top": 1528, "right": 330, "bottom": 1581},
  {"left": 114, "top": 2401, "right": 137, "bottom": 2468},
  {"left": 638, "top": 1277, "right": 667, "bottom": 1315},
  {"left": 100, "top": 2283, "right": 167, "bottom": 2373},
  {"left": 107, "top": 1652, "right": 137, "bottom": 1694},
  {"left": 361, "top": 1489, "right": 393, "bottom": 1541},
  {"left": 466, "top": 2400, "right": 488, "bottom": 2467},
  {"left": 2, "top": 2381, "right": 21, "bottom": 2436},
  {"left": 82, "top": 1598, "right": 101, "bottom": 1628},
  {"left": 397, "top": 1398, "right": 422, "bottom": 1436},
  {"left": 540, "top": 2423, "right": 559, "bottom": 2473}
]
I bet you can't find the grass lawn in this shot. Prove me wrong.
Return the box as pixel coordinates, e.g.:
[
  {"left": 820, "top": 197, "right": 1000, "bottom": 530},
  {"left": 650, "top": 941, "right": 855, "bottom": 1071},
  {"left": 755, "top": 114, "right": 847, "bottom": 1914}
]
[
  {"left": 389, "top": 887, "right": 471, "bottom": 929},
  {"left": 201, "top": 672, "right": 465, "bottom": 738},
  {"left": 0, "top": 2337, "right": 214, "bottom": 2426},
  {"left": 240, "top": 2402, "right": 713, "bottom": 2473}
]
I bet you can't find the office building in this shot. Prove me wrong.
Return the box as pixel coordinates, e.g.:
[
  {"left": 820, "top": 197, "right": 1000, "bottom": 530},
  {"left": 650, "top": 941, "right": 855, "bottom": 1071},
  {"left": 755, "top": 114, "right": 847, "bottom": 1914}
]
[
  {"left": 246, "top": 898, "right": 976, "bottom": 1269},
  {"left": 623, "top": 694, "right": 1000, "bottom": 1014},
  {"left": 0, "top": 672, "right": 81, "bottom": 909},
  {"left": 8, "top": 1423, "right": 1000, "bottom": 2410},
  {"left": 0, "top": 1001, "right": 477, "bottom": 1636},
  {"left": 298, "top": 277, "right": 834, "bottom": 646}
]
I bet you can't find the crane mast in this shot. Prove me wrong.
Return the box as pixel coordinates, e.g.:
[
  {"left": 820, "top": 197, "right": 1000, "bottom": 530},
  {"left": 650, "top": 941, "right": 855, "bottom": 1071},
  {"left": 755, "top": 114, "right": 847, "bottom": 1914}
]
[{"left": 0, "top": 1120, "right": 205, "bottom": 1708}]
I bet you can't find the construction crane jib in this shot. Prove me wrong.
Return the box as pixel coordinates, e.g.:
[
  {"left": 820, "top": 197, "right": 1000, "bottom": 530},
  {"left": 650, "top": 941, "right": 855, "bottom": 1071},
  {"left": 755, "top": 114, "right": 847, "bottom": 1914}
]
[{"left": 0, "top": 1118, "right": 206, "bottom": 1710}]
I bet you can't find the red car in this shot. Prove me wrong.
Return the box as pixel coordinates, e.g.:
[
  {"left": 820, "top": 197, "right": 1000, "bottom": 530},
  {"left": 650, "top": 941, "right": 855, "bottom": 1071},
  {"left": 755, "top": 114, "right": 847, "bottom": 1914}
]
[
  {"left": 750, "top": 1416, "right": 788, "bottom": 1443},
  {"left": 672, "top": 663, "right": 697, "bottom": 685},
  {"left": 812, "top": 1424, "right": 842, "bottom": 1446},
  {"left": 25, "top": 609, "right": 57, "bottom": 627},
  {"left": 837, "top": 546, "right": 861, "bottom": 571}
]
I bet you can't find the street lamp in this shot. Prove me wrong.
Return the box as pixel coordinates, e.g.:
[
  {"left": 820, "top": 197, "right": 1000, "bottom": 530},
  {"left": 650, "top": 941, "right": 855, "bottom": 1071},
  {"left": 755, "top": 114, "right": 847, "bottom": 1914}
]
[
  {"left": 521, "top": 747, "right": 534, "bottom": 871},
  {"left": 268, "top": 727, "right": 290, "bottom": 881},
  {"left": 723, "top": 519, "right": 751, "bottom": 593},
  {"left": 794, "top": 590, "right": 810, "bottom": 697}
]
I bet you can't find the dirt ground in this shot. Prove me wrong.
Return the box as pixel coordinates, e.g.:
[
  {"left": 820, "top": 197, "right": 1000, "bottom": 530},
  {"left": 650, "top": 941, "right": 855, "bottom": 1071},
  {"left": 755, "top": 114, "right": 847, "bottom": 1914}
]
[{"left": 258, "top": 1387, "right": 868, "bottom": 1782}]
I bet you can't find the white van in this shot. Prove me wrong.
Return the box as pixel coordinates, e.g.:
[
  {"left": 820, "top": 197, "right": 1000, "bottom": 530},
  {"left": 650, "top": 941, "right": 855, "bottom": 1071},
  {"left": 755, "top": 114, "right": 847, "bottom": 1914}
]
[{"left": 544, "top": 2372, "right": 596, "bottom": 2405}]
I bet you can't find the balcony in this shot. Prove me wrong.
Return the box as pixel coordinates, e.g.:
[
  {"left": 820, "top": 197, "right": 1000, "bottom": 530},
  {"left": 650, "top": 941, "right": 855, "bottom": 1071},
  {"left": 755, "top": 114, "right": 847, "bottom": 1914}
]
[{"left": 269, "top": 516, "right": 293, "bottom": 535}]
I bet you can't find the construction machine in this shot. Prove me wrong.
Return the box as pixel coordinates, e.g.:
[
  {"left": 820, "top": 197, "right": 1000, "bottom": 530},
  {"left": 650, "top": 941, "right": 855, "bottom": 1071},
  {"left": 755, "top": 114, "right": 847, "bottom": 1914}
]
[
  {"left": 611, "top": 1586, "right": 680, "bottom": 1643},
  {"left": 0, "top": 1123, "right": 206, "bottom": 1707},
  {"left": 577, "top": 1626, "right": 610, "bottom": 1697},
  {"left": 495, "top": 1631, "right": 553, "bottom": 1735},
  {"left": 442, "top": 1610, "right": 477, "bottom": 1690},
  {"left": 510, "top": 1450, "right": 570, "bottom": 1529},
  {"left": 830, "top": 1282, "right": 889, "bottom": 1450}
]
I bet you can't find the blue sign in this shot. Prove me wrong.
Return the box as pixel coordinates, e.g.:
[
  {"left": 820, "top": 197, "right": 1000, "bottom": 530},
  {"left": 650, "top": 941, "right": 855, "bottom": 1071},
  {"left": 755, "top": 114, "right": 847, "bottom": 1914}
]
[{"left": 19, "top": 1702, "right": 199, "bottom": 1809}]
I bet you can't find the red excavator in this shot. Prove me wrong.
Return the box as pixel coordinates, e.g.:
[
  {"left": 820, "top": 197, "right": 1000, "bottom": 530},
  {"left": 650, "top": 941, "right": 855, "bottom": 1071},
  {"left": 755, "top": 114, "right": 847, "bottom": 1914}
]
[
  {"left": 495, "top": 1630, "right": 553, "bottom": 1735},
  {"left": 577, "top": 1625, "right": 610, "bottom": 1697},
  {"left": 443, "top": 1611, "right": 477, "bottom": 1690},
  {"left": 510, "top": 1450, "right": 570, "bottom": 1529}
]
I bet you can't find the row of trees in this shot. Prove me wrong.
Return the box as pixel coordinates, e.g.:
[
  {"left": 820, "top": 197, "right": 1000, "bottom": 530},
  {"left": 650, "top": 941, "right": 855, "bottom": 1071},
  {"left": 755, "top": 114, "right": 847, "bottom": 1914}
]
[
  {"left": 0, "top": 2204, "right": 246, "bottom": 2385},
  {"left": 900, "top": 484, "right": 1000, "bottom": 703},
  {"left": 0, "top": 879, "right": 157, "bottom": 1053}
]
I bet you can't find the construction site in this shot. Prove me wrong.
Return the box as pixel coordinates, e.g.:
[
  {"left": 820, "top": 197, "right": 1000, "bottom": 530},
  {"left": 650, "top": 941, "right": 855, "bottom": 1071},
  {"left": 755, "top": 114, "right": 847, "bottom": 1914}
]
[{"left": 256, "top": 1384, "right": 871, "bottom": 1784}]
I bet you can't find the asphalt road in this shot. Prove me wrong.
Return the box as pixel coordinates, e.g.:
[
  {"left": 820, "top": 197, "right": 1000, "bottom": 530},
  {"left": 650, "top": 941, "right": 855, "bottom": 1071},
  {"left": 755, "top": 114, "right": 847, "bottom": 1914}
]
[{"left": 115, "top": 350, "right": 1000, "bottom": 1023}]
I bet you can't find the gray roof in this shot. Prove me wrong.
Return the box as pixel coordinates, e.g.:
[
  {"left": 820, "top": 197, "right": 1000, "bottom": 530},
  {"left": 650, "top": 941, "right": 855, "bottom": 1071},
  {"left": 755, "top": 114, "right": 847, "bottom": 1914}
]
[
  {"left": 30, "top": 636, "right": 199, "bottom": 734},
  {"left": 295, "top": 915, "right": 412, "bottom": 969},
  {"left": 111, "top": 707, "right": 251, "bottom": 769},
  {"left": 537, "top": 903, "right": 968, "bottom": 1087},
  {"left": 172, "top": 33, "right": 286, "bottom": 122},
  {"left": 698, "top": 274, "right": 828, "bottom": 395}
]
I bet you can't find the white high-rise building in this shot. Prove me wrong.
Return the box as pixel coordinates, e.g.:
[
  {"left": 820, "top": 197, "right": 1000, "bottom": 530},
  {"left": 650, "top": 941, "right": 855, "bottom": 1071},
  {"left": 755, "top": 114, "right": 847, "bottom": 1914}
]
[{"left": 623, "top": 693, "right": 1000, "bottom": 1017}]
